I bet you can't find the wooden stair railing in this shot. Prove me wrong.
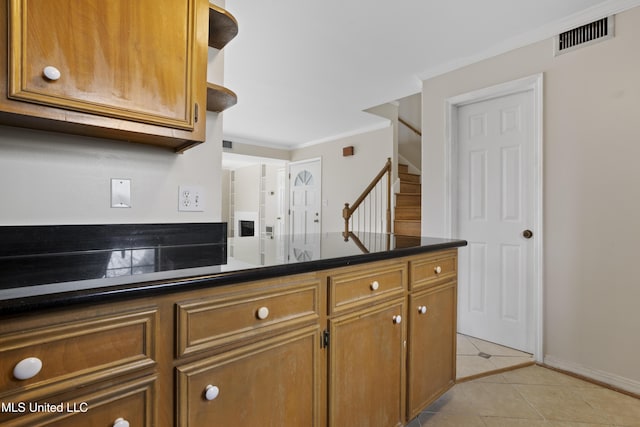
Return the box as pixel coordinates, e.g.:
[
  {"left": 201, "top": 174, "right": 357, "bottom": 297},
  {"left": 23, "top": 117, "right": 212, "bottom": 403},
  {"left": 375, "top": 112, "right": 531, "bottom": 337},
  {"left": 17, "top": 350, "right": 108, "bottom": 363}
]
[
  {"left": 342, "top": 158, "right": 392, "bottom": 241},
  {"left": 398, "top": 117, "right": 422, "bottom": 137}
]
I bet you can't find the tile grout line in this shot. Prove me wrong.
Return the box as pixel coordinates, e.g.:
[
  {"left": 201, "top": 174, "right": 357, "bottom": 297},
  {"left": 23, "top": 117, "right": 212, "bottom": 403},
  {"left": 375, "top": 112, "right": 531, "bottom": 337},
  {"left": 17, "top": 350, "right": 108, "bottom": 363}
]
[{"left": 509, "top": 379, "right": 549, "bottom": 422}]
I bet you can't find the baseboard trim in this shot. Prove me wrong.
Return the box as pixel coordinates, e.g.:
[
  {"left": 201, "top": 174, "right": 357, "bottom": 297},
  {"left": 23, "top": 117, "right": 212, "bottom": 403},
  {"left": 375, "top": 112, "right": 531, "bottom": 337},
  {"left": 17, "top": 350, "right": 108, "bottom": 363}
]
[
  {"left": 543, "top": 355, "right": 640, "bottom": 397},
  {"left": 456, "top": 360, "right": 536, "bottom": 384}
]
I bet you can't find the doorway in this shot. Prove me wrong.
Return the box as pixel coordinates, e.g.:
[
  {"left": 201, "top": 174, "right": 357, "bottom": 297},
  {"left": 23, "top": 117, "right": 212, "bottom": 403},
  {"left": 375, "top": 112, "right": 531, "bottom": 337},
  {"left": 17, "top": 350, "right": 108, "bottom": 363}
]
[
  {"left": 445, "top": 75, "right": 543, "bottom": 372},
  {"left": 222, "top": 153, "right": 288, "bottom": 267}
]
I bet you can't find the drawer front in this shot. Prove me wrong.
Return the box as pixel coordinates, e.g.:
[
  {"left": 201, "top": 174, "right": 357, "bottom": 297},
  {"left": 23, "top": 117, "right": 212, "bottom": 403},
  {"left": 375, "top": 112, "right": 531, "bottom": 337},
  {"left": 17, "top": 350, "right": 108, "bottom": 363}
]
[
  {"left": 177, "top": 327, "right": 319, "bottom": 427},
  {"left": 176, "top": 279, "right": 320, "bottom": 357},
  {"left": 0, "top": 375, "right": 156, "bottom": 427},
  {"left": 0, "top": 309, "right": 157, "bottom": 399},
  {"left": 329, "top": 263, "right": 406, "bottom": 315},
  {"left": 409, "top": 250, "right": 457, "bottom": 290}
]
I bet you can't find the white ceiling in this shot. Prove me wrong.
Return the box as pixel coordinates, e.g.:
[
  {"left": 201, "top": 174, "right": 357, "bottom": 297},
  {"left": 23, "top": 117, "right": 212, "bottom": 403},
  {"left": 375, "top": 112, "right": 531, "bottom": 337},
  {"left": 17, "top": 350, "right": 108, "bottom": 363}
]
[{"left": 221, "top": 0, "right": 616, "bottom": 149}]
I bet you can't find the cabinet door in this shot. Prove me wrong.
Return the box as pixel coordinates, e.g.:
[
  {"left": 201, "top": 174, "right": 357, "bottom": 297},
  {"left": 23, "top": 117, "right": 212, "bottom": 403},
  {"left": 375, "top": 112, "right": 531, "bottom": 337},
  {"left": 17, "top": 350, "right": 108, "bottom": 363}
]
[
  {"left": 7, "top": 0, "right": 202, "bottom": 132},
  {"left": 177, "top": 326, "right": 321, "bottom": 427},
  {"left": 329, "top": 299, "right": 405, "bottom": 427},
  {"left": 407, "top": 283, "right": 456, "bottom": 420}
]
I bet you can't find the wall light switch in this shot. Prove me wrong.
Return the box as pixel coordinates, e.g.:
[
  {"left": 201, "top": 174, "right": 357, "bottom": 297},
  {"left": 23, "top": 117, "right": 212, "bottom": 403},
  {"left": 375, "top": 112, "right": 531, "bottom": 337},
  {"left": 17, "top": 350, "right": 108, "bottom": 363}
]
[
  {"left": 179, "top": 185, "right": 205, "bottom": 212},
  {"left": 111, "top": 178, "right": 131, "bottom": 208}
]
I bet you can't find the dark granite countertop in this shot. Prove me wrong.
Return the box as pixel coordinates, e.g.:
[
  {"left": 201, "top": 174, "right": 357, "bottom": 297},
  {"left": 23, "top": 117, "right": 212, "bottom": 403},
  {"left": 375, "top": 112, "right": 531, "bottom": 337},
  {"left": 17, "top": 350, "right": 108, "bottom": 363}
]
[{"left": 0, "top": 224, "right": 466, "bottom": 315}]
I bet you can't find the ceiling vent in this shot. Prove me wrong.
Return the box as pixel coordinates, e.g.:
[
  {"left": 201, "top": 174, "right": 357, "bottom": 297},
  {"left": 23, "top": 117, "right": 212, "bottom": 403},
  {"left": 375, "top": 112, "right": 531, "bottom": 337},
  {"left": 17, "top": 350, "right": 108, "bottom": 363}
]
[{"left": 554, "top": 16, "right": 614, "bottom": 56}]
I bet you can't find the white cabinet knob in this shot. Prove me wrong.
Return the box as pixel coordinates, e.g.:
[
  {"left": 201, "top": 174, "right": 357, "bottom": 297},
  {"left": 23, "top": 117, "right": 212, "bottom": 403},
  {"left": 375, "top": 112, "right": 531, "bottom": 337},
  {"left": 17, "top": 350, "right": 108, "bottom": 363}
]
[
  {"left": 113, "top": 418, "right": 130, "bottom": 427},
  {"left": 205, "top": 384, "right": 220, "bottom": 401},
  {"left": 256, "top": 306, "right": 270, "bottom": 320},
  {"left": 418, "top": 306, "right": 428, "bottom": 315},
  {"left": 13, "top": 357, "right": 43, "bottom": 380},
  {"left": 43, "top": 66, "right": 61, "bottom": 81},
  {"left": 392, "top": 315, "right": 402, "bottom": 324},
  {"left": 434, "top": 265, "right": 442, "bottom": 274},
  {"left": 370, "top": 280, "right": 380, "bottom": 291}
]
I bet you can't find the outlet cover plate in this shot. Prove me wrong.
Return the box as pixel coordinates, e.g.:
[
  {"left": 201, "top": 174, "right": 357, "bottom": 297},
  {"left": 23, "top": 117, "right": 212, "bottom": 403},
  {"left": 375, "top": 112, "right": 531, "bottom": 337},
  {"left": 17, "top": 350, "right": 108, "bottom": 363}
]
[
  {"left": 179, "top": 185, "right": 204, "bottom": 212},
  {"left": 111, "top": 178, "right": 131, "bottom": 208}
]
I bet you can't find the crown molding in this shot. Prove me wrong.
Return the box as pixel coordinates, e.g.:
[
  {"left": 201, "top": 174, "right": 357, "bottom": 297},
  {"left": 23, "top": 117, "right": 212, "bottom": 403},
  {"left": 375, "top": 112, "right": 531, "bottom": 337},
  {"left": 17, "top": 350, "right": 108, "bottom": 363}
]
[{"left": 291, "top": 120, "right": 391, "bottom": 150}]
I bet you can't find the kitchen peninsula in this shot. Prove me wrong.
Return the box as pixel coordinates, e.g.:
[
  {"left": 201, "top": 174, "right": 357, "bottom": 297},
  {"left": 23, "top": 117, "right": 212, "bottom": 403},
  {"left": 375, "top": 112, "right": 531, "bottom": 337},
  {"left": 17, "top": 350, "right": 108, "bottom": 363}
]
[{"left": 0, "top": 224, "right": 466, "bottom": 427}]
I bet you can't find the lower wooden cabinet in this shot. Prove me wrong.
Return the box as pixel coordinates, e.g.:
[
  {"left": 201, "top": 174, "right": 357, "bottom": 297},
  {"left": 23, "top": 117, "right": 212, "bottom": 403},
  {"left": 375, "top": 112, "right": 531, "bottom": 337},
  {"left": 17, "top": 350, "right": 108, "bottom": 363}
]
[
  {"left": 328, "top": 299, "right": 406, "bottom": 427},
  {"left": 0, "top": 304, "right": 158, "bottom": 427},
  {"left": 0, "top": 249, "right": 459, "bottom": 427},
  {"left": 0, "top": 370, "right": 156, "bottom": 427},
  {"left": 407, "top": 283, "right": 457, "bottom": 420},
  {"left": 176, "top": 326, "right": 321, "bottom": 427},
  {"left": 25, "top": 376, "right": 157, "bottom": 427}
]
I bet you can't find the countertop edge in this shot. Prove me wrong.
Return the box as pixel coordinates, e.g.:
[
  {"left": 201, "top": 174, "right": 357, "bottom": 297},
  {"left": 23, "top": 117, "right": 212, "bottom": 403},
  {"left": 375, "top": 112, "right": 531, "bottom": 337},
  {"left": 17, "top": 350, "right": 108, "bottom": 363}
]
[{"left": 0, "top": 239, "right": 467, "bottom": 315}]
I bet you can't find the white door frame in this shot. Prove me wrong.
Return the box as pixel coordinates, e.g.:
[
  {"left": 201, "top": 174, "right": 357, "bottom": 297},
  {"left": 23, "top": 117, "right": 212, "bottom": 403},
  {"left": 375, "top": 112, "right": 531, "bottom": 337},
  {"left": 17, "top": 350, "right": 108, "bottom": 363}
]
[{"left": 444, "top": 73, "right": 544, "bottom": 362}]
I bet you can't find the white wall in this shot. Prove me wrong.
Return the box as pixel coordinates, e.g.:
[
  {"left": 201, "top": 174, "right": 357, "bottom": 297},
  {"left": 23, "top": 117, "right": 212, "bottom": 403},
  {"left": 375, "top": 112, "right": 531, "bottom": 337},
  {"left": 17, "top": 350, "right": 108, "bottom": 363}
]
[
  {"left": 397, "top": 93, "right": 422, "bottom": 171},
  {"left": 291, "top": 125, "right": 393, "bottom": 233},
  {"left": 233, "top": 164, "right": 261, "bottom": 215},
  {"left": 422, "top": 7, "right": 640, "bottom": 390},
  {"left": 0, "top": 116, "right": 223, "bottom": 224}
]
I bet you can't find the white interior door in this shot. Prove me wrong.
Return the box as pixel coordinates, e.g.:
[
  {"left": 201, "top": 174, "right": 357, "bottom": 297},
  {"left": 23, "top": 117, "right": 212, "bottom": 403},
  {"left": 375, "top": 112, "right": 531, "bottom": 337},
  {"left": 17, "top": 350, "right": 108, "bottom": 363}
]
[
  {"left": 456, "top": 90, "right": 535, "bottom": 353},
  {"left": 289, "top": 159, "right": 321, "bottom": 261}
]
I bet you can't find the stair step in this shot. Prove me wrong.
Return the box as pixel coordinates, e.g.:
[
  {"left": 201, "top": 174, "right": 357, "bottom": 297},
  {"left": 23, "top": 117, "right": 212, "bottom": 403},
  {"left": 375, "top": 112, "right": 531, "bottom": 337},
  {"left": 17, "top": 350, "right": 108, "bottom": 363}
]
[
  {"left": 395, "top": 206, "right": 421, "bottom": 220},
  {"left": 395, "top": 193, "right": 421, "bottom": 207},
  {"left": 398, "top": 164, "right": 409, "bottom": 174},
  {"left": 400, "top": 181, "right": 421, "bottom": 193},
  {"left": 394, "top": 219, "right": 421, "bottom": 237},
  {"left": 399, "top": 172, "right": 420, "bottom": 184}
]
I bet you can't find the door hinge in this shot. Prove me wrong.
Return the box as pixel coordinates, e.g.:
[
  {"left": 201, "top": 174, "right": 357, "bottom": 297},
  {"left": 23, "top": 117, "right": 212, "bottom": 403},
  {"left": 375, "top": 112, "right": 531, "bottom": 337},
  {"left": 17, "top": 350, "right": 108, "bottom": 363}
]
[
  {"left": 321, "top": 329, "right": 330, "bottom": 349},
  {"left": 194, "top": 103, "right": 199, "bottom": 123}
]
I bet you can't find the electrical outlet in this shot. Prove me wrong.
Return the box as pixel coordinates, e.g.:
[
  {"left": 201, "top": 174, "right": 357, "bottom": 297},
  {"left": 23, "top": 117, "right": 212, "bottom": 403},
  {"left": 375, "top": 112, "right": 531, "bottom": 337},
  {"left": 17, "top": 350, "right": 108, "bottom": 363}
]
[{"left": 178, "top": 185, "right": 205, "bottom": 212}]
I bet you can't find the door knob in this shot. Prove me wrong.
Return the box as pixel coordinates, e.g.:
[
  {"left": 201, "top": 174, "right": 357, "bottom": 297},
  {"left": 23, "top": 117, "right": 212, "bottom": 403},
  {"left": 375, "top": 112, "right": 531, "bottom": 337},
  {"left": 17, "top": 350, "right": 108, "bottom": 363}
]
[
  {"left": 522, "top": 229, "right": 533, "bottom": 239},
  {"left": 113, "top": 418, "right": 130, "bottom": 427},
  {"left": 256, "top": 306, "right": 270, "bottom": 320},
  {"left": 43, "top": 66, "right": 61, "bottom": 81},
  {"left": 13, "top": 357, "right": 43, "bottom": 380}
]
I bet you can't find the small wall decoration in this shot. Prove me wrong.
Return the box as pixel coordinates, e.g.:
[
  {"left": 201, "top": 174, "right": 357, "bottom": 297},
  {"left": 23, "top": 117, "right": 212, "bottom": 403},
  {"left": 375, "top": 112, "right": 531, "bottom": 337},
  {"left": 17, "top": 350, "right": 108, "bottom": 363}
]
[{"left": 343, "top": 146, "right": 354, "bottom": 157}]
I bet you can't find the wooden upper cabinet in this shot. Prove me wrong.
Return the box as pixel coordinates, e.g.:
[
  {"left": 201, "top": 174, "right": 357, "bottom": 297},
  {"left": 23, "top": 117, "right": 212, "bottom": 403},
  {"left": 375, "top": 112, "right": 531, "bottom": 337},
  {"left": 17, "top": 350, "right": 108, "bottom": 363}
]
[{"left": 0, "top": 0, "right": 209, "bottom": 152}]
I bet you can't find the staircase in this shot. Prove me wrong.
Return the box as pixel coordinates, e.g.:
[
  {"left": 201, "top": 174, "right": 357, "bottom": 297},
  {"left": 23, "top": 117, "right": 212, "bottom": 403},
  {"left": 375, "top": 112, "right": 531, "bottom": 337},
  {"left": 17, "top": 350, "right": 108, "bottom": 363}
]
[{"left": 394, "top": 164, "right": 421, "bottom": 240}]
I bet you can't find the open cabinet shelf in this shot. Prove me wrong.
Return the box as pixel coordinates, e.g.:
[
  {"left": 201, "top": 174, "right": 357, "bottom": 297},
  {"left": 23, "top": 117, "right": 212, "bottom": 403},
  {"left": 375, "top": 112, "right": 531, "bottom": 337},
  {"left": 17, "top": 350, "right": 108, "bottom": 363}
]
[
  {"left": 206, "top": 83, "right": 238, "bottom": 112},
  {"left": 207, "top": 3, "right": 238, "bottom": 113},
  {"left": 208, "top": 3, "right": 238, "bottom": 49}
]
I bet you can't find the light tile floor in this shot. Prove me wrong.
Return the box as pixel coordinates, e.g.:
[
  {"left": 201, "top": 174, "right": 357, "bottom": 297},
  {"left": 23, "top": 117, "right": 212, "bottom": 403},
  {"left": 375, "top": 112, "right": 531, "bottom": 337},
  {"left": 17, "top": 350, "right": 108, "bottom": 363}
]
[
  {"left": 406, "top": 364, "right": 640, "bottom": 427},
  {"left": 457, "top": 333, "right": 535, "bottom": 380}
]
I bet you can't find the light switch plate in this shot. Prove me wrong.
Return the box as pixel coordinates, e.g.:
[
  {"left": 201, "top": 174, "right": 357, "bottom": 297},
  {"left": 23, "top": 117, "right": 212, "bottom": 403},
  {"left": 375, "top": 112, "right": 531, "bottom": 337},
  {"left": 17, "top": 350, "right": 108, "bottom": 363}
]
[
  {"left": 111, "top": 178, "right": 131, "bottom": 208},
  {"left": 179, "top": 185, "right": 205, "bottom": 212}
]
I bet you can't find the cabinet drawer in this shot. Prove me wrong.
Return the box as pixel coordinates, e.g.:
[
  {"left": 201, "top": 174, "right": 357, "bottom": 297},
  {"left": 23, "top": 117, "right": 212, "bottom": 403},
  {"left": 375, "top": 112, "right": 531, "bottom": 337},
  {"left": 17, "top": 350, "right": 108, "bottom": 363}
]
[
  {"left": 176, "top": 327, "right": 319, "bottom": 427},
  {"left": 409, "top": 251, "right": 457, "bottom": 290},
  {"left": 176, "top": 279, "right": 320, "bottom": 357},
  {"left": 0, "top": 309, "right": 157, "bottom": 400},
  {"left": 0, "top": 375, "right": 156, "bottom": 427},
  {"left": 329, "top": 262, "right": 406, "bottom": 315}
]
